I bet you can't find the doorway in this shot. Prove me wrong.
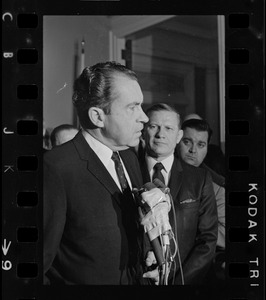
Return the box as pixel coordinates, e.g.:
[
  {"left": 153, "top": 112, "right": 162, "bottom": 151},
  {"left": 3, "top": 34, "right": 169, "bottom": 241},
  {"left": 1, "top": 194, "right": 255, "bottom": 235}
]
[{"left": 110, "top": 15, "right": 225, "bottom": 148}]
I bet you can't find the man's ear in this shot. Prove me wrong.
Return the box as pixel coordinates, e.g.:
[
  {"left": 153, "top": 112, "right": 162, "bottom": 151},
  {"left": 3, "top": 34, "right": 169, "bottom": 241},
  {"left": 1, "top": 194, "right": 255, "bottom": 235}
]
[
  {"left": 88, "top": 107, "right": 105, "bottom": 128},
  {"left": 176, "top": 129, "right": 183, "bottom": 144}
]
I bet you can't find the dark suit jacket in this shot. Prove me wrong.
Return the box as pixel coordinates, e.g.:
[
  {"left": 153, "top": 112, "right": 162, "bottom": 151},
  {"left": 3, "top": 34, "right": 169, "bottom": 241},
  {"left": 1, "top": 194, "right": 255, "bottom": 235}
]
[
  {"left": 139, "top": 155, "right": 218, "bottom": 285},
  {"left": 201, "top": 162, "right": 225, "bottom": 187},
  {"left": 44, "top": 131, "right": 144, "bottom": 285}
]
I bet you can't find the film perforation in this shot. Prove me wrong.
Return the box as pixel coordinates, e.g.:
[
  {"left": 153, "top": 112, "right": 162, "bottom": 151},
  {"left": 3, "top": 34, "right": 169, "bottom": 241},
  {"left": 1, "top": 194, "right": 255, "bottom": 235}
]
[
  {"left": 228, "top": 48, "right": 249, "bottom": 64},
  {"left": 17, "top": 120, "right": 38, "bottom": 135},
  {"left": 229, "top": 155, "right": 249, "bottom": 171},
  {"left": 17, "top": 13, "right": 38, "bottom": 29},
  {"left": 229, "top": 120, "right": 249, "bottom": 135},
  {"left": 17, "top": 227, "right": 38, "bottom": 243},
  {"left": 228, "top": 84, "right": 249, "bottom": 100},
  {"left": 229, "top": 227, "right": 249, "bottom": 242},
  {"left": 16, "top": 191, "right": 38, "bottom": 208},
  {"left": 17, "top": 263, "right": 38, "bottom": 279},
  {"left": 17, "top": 48, "right": 38, "bottom": 64},
  {"left": 229, "top": 263, "right": 249, "bottom": 278},
  {"left": 17, "top": 156, "right": 38, "bottom": 172},
  {"left": 227, "top": 206, "right": 248, "bottom": 227},
  {"left": 229, "top": 191, "right": 249, "bottom": 207},
  {"left": 228, "top": 13, "right": 249, "bottom": 28},
  {"left": 17, "top": 85, "right": 38, "bottom": 100}
]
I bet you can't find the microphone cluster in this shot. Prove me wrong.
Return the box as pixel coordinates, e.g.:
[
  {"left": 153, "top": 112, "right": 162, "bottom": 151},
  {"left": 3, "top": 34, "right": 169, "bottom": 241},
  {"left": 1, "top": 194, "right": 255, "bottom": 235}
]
[{"left": 133, "top": 179, "right": 177, "bottom": 285}]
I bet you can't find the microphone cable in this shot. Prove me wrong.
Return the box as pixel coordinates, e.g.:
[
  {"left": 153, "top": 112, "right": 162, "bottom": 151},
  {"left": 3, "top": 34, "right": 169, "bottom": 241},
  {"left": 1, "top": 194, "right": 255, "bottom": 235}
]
[
  {"left": 148, "top": 178, "right": 184, "bottom": 285},
  {"left": 134, "top": 180, "right": 185, "bottom": 285},
  {"left": 168, "top": 191, "right": 184, "bottom": 285}
]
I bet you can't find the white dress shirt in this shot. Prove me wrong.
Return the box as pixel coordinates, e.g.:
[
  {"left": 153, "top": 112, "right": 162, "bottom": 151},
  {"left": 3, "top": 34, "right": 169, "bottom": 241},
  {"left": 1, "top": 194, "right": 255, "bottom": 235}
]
[
  {"left": 145, "top": 154, "right": 174, "bottom": 186},
  {"left": 82, "top": 130, "right": 132, "bottom": 191}
]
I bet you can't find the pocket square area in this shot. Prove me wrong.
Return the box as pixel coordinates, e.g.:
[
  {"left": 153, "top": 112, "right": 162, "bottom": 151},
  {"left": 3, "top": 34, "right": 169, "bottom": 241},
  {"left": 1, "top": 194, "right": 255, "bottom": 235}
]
[{"left": 180, "top": 199, "right": 197, "bottom": 204}]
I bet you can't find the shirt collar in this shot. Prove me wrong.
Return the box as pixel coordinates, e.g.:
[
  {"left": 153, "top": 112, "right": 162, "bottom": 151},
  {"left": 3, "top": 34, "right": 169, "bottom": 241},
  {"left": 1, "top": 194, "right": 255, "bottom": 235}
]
[
  {"left": 146, "top": 153, "right": 174, "bottom": 174},
  {"left": 82, "top": 130, "right": 113, "bottom": 167}
]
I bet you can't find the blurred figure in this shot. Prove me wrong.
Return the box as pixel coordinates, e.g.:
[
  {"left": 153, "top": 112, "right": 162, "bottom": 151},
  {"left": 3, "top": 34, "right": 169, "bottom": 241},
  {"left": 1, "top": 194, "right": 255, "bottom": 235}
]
[
  {"left": 50, "top": 124, "right": 78, "bottom": 148},
  {"left": 182, "top": 113, "right": 202, "bottom": 122},
  {"left": 43, "top": 121, "right": 51, "bottom": 151}
]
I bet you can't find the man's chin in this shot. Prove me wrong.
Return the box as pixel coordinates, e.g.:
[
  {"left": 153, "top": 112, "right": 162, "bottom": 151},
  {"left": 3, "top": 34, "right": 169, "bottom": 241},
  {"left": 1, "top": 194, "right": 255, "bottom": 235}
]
[
  {"left": 129, "top": 138, "right": 141, "bottom": 148},
  {"left": 184, "top": 158, "right": 197, "bottom": 167}
]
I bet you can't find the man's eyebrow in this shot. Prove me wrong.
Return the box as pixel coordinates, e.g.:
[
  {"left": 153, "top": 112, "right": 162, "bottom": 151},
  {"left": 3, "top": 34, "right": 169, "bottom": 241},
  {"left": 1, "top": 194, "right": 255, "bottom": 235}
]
[
  {"left": 127, "top": 101, "right": 141, "bottom": 107},
  {"left": 198, "top": 140, "right": 207, "bottom": 144},
  {"left": 165, "top": 124, "right": 176, "bottom": 128}
]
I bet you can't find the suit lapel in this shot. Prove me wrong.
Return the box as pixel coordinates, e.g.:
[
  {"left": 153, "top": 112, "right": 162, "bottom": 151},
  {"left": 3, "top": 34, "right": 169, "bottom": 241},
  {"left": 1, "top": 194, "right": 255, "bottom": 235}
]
[
  {"left": 138, "top": 150, "right": 183, "bottom": 198},
  {"left": 120, "top": 150, "right": 142, "bottom": 190},
  {"left": 168, "top": 157, "right": 183, "bottom": 202},
  {"left": 87, "top": 152, "right": 121, "bottom": 196},
  {"left": 138, "top": 152, "right": 151, "bottom": 184},
  {"left": 73, "top": 131, "right": 122, "bottom": 198}
]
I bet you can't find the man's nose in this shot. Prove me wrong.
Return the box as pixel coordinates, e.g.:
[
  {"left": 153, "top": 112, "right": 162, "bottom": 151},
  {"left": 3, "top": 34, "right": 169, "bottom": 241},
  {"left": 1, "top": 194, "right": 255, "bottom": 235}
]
[
  {"left": 155, "top": 126, "right": 165, "bottom": 137},
  {"left": 189, "top": 144, "right": 196, "bottom": 153},
  {"left": 139, "top": 107, "right": 149, "bottom": 123}
]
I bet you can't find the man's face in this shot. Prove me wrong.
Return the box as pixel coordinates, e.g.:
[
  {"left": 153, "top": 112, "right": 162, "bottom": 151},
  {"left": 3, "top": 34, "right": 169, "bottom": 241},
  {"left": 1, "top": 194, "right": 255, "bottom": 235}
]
[
  {"left": 144, "top": 110, "right": 183, "bottom": 161},
  {"left": 102, "top": 75, "right": 148, "bottom": 150},
  {"left": 178, "top": 127, "right": 208, "bottom": 167}
]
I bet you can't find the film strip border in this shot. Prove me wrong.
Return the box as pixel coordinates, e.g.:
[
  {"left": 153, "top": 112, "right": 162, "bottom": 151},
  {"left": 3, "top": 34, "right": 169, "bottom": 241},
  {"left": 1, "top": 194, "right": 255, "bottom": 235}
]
[
  {"left": 2, "top": 3, "right": 43, "bottom": 299},
  {"left": 225, "top": 9, "right": 264, "bottom": 300},
  {"left": 2, "top": 2, "right": 264, "bottom": 300}
]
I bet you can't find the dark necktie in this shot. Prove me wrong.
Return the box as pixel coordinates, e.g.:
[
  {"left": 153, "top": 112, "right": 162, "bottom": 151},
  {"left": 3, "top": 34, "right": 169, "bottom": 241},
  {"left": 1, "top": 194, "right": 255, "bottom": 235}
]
[
  {"left": 111, "top": 151, "right": 141, "bottom": 283},
  {"left": 152, "top": 162, "right": 165, "bottom": 185},
  {"left": 111, "top": 151, "right": 130, "bottom": 193}
]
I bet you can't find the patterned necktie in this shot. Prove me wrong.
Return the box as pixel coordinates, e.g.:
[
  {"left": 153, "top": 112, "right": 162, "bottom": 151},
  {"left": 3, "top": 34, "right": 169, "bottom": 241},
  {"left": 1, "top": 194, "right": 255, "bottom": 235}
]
[
  {"left": 111, "top": 151, "right": 130, "bottom": 193},
  {"left": 111, "top": 151, "right": 141, "bottom": 283},
  {"left": 152, "top": 162, "right": 165, "bottom": 185}
]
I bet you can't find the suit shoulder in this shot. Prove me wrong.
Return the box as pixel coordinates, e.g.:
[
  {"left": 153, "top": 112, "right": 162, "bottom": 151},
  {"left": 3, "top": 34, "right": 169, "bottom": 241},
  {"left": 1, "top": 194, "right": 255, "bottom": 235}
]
[
  {"left": 120, "top": 148, "right": 139, "bottom": 162},
  {"left": 120, "top": 148, "right": 141, "bottom": 170},
  {"left": 201, "top": 163, "right": 225, "bottom": 187},
  {"left": 181, "top": 159, "right": 207, "bottom": 175},
  {"left": 180, "top": 159, "right": 212, "bottom": 184},
  {"left": 44, "top": 141, "right": 76, "bottom": 165}
]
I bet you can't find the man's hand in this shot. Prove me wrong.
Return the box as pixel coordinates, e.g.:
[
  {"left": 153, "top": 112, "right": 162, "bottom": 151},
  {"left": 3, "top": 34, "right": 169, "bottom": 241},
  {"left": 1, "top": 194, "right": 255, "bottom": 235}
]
[{"left": 143, "top": 251, "right": 159, "bottom": 285}]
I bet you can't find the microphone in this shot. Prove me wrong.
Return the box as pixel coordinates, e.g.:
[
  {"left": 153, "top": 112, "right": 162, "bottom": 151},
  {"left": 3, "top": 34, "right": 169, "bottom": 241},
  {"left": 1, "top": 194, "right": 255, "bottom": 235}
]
[
  {"left": 133, "top": 179, "right": 171, "bottom": 267},
  {"left": 152, "top": 178, "right": 172, "bottom": 247}
]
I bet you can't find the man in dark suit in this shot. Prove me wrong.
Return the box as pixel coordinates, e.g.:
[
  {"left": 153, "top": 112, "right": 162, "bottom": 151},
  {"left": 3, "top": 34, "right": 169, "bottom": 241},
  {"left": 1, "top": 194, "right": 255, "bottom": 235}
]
[
  {"left": 178, "top": 118, "right": 225, "bottom": 251},
  {"left": 178, "top": 118, "right": 225, "bottom": 283},
  {"left": 44, "top": 62, "right": 148, "bottom": 285},
  {"left": 139, "top": 103, "right": 218, "bottom": 285}
]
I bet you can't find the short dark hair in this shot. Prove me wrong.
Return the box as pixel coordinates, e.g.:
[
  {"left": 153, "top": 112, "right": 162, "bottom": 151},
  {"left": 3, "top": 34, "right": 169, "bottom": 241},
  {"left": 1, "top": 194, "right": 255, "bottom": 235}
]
[
  {"left": 50, "top": 124, "right": 78, "bottom": 148},
  {"left": 72, "top": 61, "right": 138, "bottom": 129},
  {"left": 145, "top": 103, "right": 181, "bottom": 129},
  {"left": 181, "top": 119, "right": 213, "bottom": 143}
]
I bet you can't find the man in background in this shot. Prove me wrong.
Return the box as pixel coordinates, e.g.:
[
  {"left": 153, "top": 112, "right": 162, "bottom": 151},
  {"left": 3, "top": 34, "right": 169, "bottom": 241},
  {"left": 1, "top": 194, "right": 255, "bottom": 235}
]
[
  {"left": 139, "top": 103, "right": 218, "bottom": 285},
  {"left": 50, "top": 124, "right": 78, "bottom": 148},
  {"left": 183, "top": 113, "right": 225, "bottom": 177},
  {"left": 177, "top": 118, "right": 225, "bottom": 281},
  {"left": 44, "top": 61, "right": 148, "bottom": 285},
  {"left": 178, "top": 118, "right": 225, "bottom": 250}
]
